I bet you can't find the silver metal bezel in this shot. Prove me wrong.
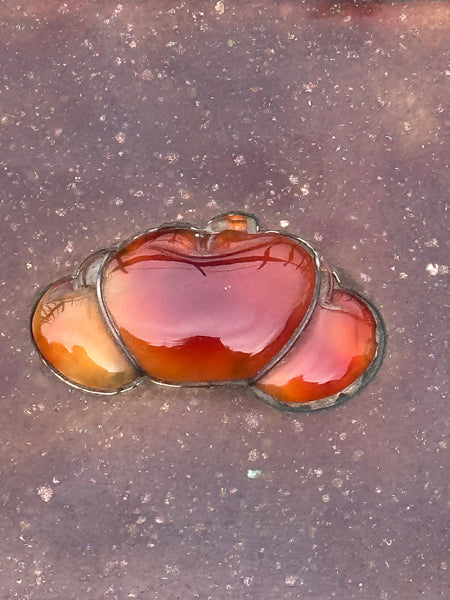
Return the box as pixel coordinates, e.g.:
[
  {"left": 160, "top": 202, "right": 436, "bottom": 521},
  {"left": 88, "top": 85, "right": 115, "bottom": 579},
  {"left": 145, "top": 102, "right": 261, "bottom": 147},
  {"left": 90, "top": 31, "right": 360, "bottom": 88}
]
[
  {"left": 250, "top": 292, "right": 387, "bottom": 412},
  {"left": 29, "top": 261, "right": 146, "bottom": 396},
  {"left": 31, "top": 212, "right": 386, "bottom": 410},
  {"left": 96, "top": 216, "right": 324, "bottom": 390}
]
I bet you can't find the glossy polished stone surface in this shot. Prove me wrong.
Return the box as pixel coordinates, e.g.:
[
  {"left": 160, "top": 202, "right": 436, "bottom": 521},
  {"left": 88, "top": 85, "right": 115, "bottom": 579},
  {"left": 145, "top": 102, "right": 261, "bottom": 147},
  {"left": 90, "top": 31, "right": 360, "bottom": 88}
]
[
  {"left": 32, "top": 279, "right": 138, "bottom": 391},
  {"left": 255, "top": 290, "right": 378, "bottom": 405},
  {"left": 3, "top": 2, "right": 448, "bottom": 599},
  {"left": 103, "top": 228, "right": 316, "bottom": 383}
]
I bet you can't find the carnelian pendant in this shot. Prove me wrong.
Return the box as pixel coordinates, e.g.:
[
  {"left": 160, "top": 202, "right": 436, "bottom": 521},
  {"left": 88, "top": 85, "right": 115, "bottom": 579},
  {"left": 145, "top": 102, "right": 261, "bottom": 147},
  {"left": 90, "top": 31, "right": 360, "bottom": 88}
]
[{"left": 31, "top": 212, "right": 385, "bottom": 410}]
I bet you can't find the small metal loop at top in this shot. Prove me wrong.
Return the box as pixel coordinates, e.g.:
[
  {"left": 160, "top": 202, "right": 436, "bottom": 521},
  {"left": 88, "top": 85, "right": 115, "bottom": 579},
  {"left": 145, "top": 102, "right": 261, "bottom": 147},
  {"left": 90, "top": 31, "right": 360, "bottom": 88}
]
[{"left": 205, "top": 211, "right": 260, "bottom": 234}]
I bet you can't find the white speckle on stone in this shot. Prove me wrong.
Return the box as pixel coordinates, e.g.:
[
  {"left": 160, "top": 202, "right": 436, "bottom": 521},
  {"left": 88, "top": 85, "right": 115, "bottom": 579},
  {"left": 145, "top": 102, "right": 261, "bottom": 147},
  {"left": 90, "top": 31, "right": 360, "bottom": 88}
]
[
  {"left": 402, "top": 121, "right": 412, "bottom": 133},
  {"left": 426, "top": 263, "right": 439, "bottom": 276},
  {"left": 300, "top": 183, "right": 310, "bottom": 196},
  {"left": 141, "top": 69, "right": 154, "bottom": 81},
  {"left": 247, "top": 469, "right": 262, "bottom": 480},
  {"left": 244, "top": 412, "right": 260, "bottom": 430},
  {"left": 285, "top": 575, "right": 298, "bottom": 586},
  {"left": 64, "top": 240, "right": 74, "bottom": 253},
  {"left": 37, "top": 485, "right": 53, "bottom": 502},
  {"left": 248, "top": 449, "right": 259, "bottom": 461}
]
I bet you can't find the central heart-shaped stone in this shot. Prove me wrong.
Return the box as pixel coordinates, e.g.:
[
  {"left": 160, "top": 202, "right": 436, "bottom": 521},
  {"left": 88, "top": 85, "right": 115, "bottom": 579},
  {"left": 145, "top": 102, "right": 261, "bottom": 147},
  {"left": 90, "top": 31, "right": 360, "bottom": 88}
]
[{"left": 102, "top": 226, "right": 317, "bottom": 384}]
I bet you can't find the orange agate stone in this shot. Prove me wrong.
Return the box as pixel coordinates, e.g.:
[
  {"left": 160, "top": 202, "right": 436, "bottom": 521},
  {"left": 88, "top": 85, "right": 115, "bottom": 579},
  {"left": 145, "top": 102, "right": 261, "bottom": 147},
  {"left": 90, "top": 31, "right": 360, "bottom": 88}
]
[
  {"left": 31, "top": 278, "right": 138, "bottom": 392},
  {"left": 252, "top": 289, "right": 379, "bottom": 409},
  {"left": 31, "top": 212, "right": 384, "bottom": 410},
  {"left": 102, "top": 228, "right": 316, "bottom": 383}
]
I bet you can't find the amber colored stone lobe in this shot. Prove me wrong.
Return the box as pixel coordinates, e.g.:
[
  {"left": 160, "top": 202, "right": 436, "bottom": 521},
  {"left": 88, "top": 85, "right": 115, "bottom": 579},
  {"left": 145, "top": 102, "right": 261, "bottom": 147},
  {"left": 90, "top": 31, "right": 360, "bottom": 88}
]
[
  {"left": 31, "top": 279, "right": 138, "bottom": 391},
  {"left": 253, "top": 290, "right": 378, "bottom": 404},
  {"left": 102, "top": 228, "right": 317, "bottom": 384}
]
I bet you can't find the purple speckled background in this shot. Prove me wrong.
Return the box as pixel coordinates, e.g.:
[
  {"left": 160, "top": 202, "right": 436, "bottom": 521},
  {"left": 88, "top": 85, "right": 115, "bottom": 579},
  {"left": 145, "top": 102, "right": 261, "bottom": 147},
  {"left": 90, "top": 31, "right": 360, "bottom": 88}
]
[{"left": 0, "top": 1, "right": 448, "bottom": 599}]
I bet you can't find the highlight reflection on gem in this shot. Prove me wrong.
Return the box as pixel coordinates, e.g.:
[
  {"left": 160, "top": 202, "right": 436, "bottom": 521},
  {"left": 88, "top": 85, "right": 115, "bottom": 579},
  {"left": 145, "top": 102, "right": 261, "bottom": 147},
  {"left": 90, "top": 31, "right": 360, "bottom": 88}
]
[
  {"left": 253, "top": 290, "right": 378, "bottom": 406},
  {"left": 31, "top": 278, "right": 138, "bottom": 392},
  {"left": 31, "top": 212, "right": 384, "bottom": 410},
  {"left": 102, "top": 229, "right": 316, "bottom": 383}
]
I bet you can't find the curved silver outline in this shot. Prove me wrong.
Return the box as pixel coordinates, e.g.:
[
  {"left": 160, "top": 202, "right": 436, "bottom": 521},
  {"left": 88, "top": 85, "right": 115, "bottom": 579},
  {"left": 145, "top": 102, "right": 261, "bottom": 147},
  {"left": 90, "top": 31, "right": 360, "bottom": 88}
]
[
  {"left": 95, "top": 250, "right": 145, "bottom": 377},
  {"left": 29, "top": 274, "right": 145, "bottom": 395},
  {"left": 31, "top": 213, "right": 385, "bottom": 409},
  {"left": 249, "top": 292, "right": 387, "bottom": 412},
  {"left": 249, "top": 231, "right": 322, "bottom": 383},
  {"left": 38, "top": 355, "right": 146, "bottom": 396},
  {"left": 96, "top": 216, "right": 323, "bottom": 389}
]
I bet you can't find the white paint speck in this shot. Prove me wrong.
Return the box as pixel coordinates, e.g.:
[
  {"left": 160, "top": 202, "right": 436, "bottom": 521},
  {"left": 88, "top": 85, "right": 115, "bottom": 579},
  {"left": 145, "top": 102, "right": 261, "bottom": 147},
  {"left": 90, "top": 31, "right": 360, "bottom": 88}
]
[
  {"left": 37, "top": 485, "right": 53, "bottom": 502},
  {"left": 426, "top": 263, "right": 439, "bottom": 276},
  {"left": 300, "top": 183, "right": 310, "bottom": 196},
  {"left": 247, "top": 469, "right": 262, "bottom": 480}
]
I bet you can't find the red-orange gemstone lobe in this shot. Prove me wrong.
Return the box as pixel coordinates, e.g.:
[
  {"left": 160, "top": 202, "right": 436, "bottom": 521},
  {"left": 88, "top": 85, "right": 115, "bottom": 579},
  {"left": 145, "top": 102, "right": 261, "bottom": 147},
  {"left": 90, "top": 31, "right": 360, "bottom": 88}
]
[
  {"left": 31, "top": 279, "right": 139, "bottom": 391},
  {"left": 254, "top": 290, "right": 378, "bottom": 404},
  {"left": 102, "top": 228, "right": 317, "bottom": 383}
]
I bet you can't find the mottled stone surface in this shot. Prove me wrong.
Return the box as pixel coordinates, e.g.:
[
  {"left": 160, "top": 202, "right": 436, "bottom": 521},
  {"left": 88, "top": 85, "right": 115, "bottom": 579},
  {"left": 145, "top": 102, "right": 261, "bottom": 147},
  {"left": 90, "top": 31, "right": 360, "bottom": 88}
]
[{"left": 0, "top": 1, "right": 448, "bottom": 599}]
